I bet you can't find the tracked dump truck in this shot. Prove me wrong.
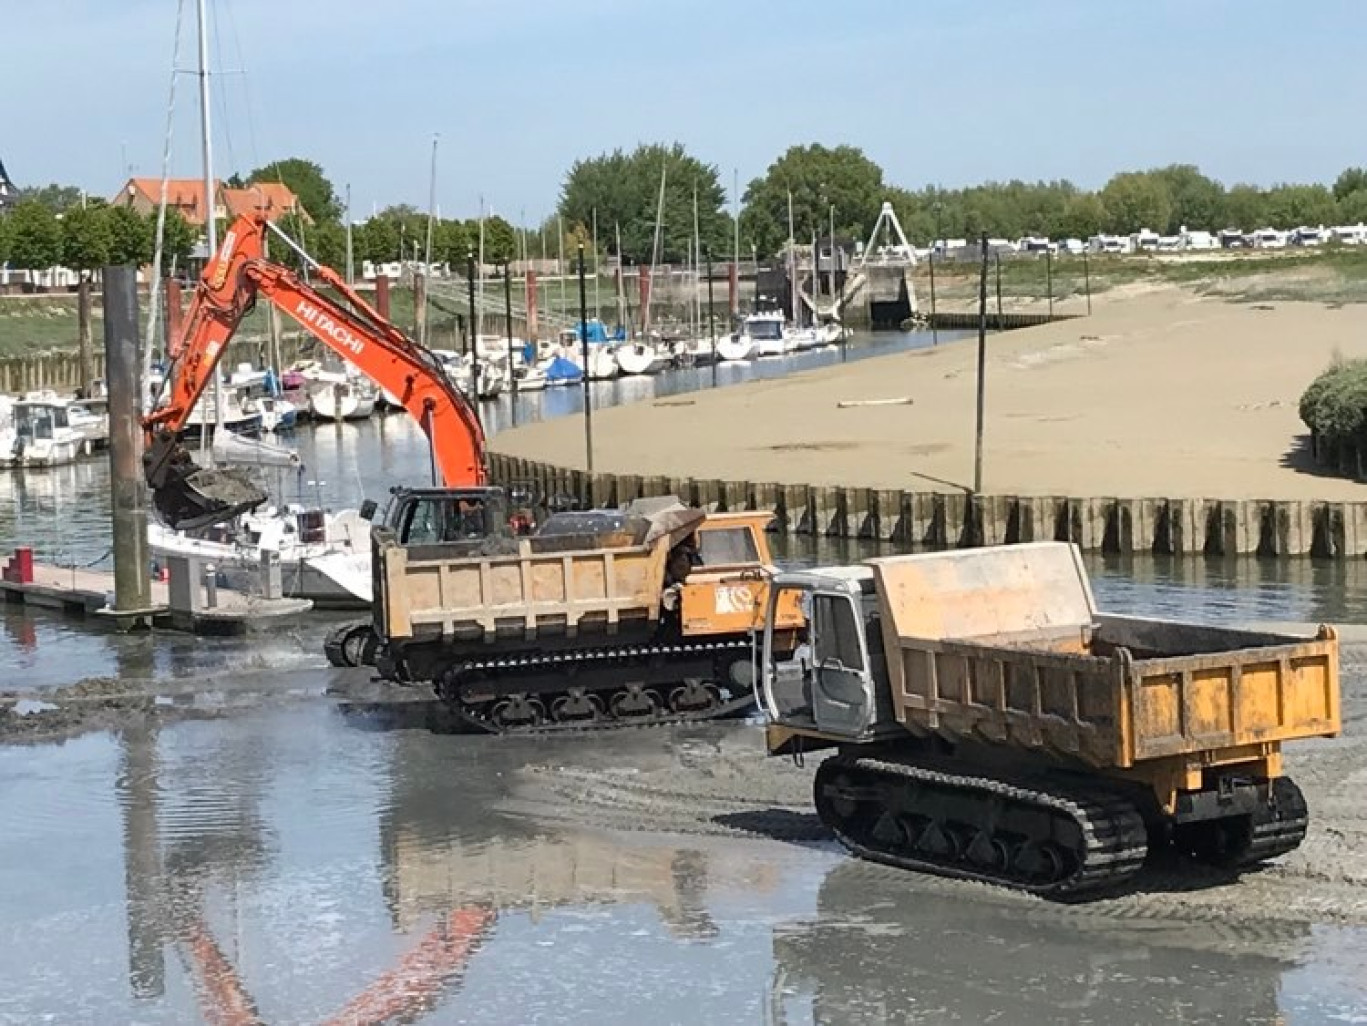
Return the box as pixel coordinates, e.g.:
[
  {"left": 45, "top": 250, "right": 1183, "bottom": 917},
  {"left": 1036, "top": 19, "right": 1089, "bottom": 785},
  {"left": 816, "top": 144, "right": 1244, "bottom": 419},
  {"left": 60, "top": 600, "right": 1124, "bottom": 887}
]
[
  {"left": 757, "top": 542, "right": 1341, "bottom": 898},
  {"left": 329, "top": 490, "right": 803, "bottom": 733}
]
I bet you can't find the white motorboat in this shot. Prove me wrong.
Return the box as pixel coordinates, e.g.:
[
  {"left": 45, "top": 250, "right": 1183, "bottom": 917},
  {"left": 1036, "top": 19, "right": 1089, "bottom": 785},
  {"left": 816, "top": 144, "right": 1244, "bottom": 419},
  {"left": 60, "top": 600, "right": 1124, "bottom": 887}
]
[
  {"left": 745, "top": 311, "right": 792, "bottom": 357},
  {"left": 715, "top": 331, "right": 755, "bottom": 362},
  {"left": 309, "top": 376, "right": 378, "bottom": 421},
  {"left": 0, "top": 398, "right": 85, "bottom": 468},
  {"left": 615, "top": 340, "right": 668, "bottom": 376},
  {"left": 64, "top": 400, "right": 108, "bottom": 454},
  {"left": 682, "top": 337, "right": 719, "bottom": 365},
  {"left": 474, "top": 361, "right": 506, "bottom": 401},
  {"left": 585, "top": 345, "right": 619, "bottom": 380},
  {"left": 511, "top": 364, "right": 548, "bottom": 392},
  {"left": 243, "top": 394, "right": 299, "bottom": 433},
  {"left": 148, "top": 504, "right": 374, "bottom": 607},
  {"left": 787, "top": 326, "right": 821, "bottom": 351},
  {"left": 184, "top": 388, "right": 263, "bottom": 438}
]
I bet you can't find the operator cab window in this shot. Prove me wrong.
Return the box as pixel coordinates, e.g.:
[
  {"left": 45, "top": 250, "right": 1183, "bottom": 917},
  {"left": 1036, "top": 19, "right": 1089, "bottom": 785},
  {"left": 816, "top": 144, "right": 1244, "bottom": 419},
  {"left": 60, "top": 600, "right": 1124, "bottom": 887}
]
[
  {"left": 697, "top": 526, "right": 760, "bottom": 567},
  {"left": 400, "top": 496, "right": 491, "bottom": 545},
  {"left": 812, "top": 593, "right": 864, "bottom": 672}
]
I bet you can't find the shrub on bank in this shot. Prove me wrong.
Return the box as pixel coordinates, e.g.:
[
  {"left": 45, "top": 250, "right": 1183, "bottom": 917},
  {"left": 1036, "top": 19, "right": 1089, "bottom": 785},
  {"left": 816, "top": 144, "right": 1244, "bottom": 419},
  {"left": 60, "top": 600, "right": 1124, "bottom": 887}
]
[{"left": 1300, "top": 357, "right": 1367, "bottom": 476}]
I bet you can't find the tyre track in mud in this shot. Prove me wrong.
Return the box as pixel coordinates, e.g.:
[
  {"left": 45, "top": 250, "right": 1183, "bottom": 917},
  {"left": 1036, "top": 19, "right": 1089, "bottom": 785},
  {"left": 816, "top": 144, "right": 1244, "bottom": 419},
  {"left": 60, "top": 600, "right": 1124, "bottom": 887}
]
[{"left": 506, "top": 655, "right": 1367, "bottom": 929}]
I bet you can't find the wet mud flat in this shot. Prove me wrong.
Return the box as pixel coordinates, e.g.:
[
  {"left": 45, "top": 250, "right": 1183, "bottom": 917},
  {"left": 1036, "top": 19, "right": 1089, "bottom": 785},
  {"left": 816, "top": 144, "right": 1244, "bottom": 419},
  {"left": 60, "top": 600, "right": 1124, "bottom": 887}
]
[{"left": 1, "top": 650, "right": 1365, "bottom": 1022}]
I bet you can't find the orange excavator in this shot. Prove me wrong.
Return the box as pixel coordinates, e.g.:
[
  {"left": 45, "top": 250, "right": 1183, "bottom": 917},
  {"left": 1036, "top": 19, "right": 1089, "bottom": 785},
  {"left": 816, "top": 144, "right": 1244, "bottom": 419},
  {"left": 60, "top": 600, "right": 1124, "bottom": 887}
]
[{"left": 143, "top": 212, "right": 489, "bottom": 530}]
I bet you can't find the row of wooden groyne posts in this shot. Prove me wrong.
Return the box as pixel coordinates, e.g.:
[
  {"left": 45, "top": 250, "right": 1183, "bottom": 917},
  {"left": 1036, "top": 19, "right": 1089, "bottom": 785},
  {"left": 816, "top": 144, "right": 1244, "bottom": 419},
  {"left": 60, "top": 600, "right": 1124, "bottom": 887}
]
[{"left": 489, "top": 452, "right": 1367, "bottom": 560}]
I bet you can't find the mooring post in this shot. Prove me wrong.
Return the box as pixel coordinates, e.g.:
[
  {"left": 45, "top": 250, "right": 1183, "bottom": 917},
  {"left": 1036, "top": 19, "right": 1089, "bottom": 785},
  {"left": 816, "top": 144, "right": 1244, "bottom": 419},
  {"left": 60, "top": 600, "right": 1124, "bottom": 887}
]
[
  {"left": 103, "top": 264, "right": 152, "bottom": 614},
  {"left": 994, "top": 253, "right": 1003, "bottom": 330},
  {"left": 974, "top": 235, "right": 989, "bottom": 495},
  {"left": 1046, "top": 246, "right": 1055, "bottom": 319},
  {"left": 706, "top": 247, "right": 718, "bottom": 388},
  {"left": 504, "top": 262, "right": 518, "bottom": 426},
  {"left": 928, "top": 251, "right": 939, "bottom": 345},
  {"left": 578, "top": 244, "right": 594, "bottom": 477},
  {"left": 77, "top": 275, "right": 94, "bottom": 395},
  {"left": 1082, "top": 250, "right": 1092, "bottom": 315}
]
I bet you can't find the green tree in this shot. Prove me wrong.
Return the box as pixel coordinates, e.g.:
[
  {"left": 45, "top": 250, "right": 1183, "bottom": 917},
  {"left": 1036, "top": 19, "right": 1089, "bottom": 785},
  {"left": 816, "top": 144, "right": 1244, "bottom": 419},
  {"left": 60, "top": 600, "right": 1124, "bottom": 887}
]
[
  {"left": 60, "top": 204, "right": 114, "bottom": 271},
  {"left": 0, "top": 214, "right": 10, "bottom": 264},
  {"left": 1150, "top": 165, "right": 1225, "bottom": 234},
  {"left": 433, "top": 218, "right": 473, "bottom": 266},
  {"left": 1337, "top": 190, "right": 1367, "bottom": 225},
  {"left": 1220, "top": 184, "right": 1265, "bottom": 229},
  {"left": 247, "top": 158, "right": 342, "bottom": 222},
  {"left": 1055, "top": 193, "right": 1108, "bottom": 239},
  {"left": 1098, "top": 172, "right": 1172, "bottom": 234},
  {"left": 481, "top": 215, "right": 517, "bottom": 264},
  {"left": 1261, "top": 184, "right": 1337, "bottom": 229},
  {"left": 160, "top": 209, "right": 198, "bottom": 267},
  {"left": 1333, "top": 167, "right": 1367, "bottom": 203},
  {"left": 356, "top": 216, "right": 402, "bottom": 264},
  {"left": 743, "top": 144, "right": 885, "bottom": 257},
  {"left": 106, "top": 205, "right": 153, "bottom": 265},
  {"left": 23, "top": 183, "right": 84, "bottom": 213},
  {"left": 560, "top": 142, "right": 728, "bottom": 263},
  {"left": 5, "top": 201, "right": 63, "bottom": 269},
  {"left": 305, "top": 218, "right": 347, "bottom": 270}
]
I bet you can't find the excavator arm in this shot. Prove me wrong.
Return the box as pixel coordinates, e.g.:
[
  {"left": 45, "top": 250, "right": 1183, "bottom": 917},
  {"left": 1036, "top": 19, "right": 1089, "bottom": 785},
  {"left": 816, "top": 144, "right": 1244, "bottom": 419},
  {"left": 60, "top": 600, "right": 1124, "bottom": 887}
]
[{"left": 144, "top": 213, "right": 487, "bottom": 529}]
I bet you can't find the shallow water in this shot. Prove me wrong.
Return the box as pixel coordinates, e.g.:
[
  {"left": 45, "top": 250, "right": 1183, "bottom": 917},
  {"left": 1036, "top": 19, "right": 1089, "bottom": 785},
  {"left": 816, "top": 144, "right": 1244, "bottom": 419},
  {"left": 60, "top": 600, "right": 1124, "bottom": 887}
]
[
  {"left": 3, "top": 330, "right": 1367, "bottom": 1023},
  {"left": 0, "top": 710, "right": 1363, "bottom": 1025}
]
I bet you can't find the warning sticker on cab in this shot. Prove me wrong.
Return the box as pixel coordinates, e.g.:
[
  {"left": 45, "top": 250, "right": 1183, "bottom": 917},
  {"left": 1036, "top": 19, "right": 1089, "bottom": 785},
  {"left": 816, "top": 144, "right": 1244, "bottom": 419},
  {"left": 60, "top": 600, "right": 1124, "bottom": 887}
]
[{"left": 715, "top": 584, "right": 754, "bottom": 614}]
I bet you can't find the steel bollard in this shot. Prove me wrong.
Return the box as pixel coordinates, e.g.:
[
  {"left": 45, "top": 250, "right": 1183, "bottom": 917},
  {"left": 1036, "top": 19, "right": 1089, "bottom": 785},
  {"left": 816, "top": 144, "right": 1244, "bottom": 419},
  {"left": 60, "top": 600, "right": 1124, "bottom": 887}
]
[{"left": 203, "top": 563, "right": 218, "bottom": 608}]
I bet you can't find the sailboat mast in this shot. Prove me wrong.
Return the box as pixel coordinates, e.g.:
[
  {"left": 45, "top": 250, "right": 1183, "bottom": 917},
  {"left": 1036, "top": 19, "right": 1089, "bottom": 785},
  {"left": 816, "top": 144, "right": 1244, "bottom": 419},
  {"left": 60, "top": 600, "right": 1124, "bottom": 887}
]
[
  {"left": 645, "top": 160, "right": 667, "bottom": 334},
  {"left": 786, "top": 189, "right": 797, "bottom": 327},
  {"left": 195, "top": 0, "right": 223, "bottom": 449},
  {"left": 421, "top": 134, "right": 438, "bottom": 347},
  {"left": 592, "top": 207, "right": 601, "bottom": 321},
  {"left": 614, "top": 221, "right": 626, "bottom": 332},
  {"left": 692, "top": 185, "right": 701, "bottom": 338}
]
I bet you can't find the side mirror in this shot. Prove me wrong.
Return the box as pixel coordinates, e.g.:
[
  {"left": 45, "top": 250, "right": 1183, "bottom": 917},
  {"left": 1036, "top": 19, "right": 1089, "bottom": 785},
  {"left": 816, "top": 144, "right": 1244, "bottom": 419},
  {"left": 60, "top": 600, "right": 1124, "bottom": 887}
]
[{"left": 359, "top": 499, "right": 378, "bottom": 521}]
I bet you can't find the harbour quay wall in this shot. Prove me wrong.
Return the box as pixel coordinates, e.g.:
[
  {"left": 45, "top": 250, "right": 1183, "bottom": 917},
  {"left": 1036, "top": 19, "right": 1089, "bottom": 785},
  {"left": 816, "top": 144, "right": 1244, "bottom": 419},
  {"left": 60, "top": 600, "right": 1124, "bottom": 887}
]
[{"left": 488, "top": 452, "right": 1367, "bottom": 559}]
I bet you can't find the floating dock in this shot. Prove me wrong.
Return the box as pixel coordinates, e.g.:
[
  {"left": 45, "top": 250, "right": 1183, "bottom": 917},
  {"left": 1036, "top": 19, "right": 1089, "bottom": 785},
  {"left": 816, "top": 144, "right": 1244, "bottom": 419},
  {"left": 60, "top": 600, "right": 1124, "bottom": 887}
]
[{"left": 0, "top": 551, "right": 312, "bottom": 635}]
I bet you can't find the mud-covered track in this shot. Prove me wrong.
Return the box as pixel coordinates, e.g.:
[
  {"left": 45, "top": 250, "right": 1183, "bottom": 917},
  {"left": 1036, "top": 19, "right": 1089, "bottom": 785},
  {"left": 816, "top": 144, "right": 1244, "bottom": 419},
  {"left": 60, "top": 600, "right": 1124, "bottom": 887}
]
[{"left": 814, "top": 753, "right": 1151, "bottom": 899}]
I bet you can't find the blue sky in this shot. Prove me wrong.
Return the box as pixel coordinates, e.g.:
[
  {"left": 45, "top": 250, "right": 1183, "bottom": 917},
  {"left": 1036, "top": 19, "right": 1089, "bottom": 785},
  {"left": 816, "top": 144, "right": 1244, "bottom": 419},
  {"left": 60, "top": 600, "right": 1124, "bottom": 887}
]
[{"left": 5, "top": 0, "right": 1363, "bottom": 223}]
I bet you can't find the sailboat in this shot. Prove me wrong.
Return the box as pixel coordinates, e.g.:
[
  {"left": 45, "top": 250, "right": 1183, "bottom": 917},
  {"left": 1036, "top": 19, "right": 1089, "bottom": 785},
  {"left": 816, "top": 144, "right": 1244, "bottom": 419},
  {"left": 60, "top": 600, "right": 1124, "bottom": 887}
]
[{"left": 141, "top": 0, "right": 374, "bottom": 606}]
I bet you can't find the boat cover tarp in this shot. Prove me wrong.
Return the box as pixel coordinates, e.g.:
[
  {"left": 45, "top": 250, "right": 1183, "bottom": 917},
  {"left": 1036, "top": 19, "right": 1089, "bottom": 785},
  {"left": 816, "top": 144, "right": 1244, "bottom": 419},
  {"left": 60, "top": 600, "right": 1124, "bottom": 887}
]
[{"left": 544, "top": 356, "right": 584, "bottom": 383}]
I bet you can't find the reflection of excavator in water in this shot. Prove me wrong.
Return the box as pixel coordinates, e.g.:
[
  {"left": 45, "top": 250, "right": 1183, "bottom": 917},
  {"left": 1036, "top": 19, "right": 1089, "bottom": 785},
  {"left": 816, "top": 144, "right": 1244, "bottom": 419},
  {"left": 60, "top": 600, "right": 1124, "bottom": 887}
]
[{"left": 142, "top": 212, "right": 489, "bottom": 531}]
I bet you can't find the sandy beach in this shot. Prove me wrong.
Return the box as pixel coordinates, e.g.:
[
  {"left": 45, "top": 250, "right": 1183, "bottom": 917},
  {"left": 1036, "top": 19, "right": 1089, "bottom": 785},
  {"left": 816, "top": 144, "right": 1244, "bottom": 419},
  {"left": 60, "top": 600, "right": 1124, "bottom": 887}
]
[{"left": 491, "top": 286, "right": 1367, "bottom": 501}]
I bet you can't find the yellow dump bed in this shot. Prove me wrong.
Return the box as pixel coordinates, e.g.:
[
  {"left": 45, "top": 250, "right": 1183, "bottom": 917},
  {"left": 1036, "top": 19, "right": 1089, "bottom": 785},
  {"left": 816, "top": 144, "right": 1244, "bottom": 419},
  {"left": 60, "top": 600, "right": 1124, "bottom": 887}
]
[
  {"left": 870, "top": 543, "right": 1341, "bottom": 771},
  {"left": 375, "top": 531, "right": 671, "bottom": 643}
]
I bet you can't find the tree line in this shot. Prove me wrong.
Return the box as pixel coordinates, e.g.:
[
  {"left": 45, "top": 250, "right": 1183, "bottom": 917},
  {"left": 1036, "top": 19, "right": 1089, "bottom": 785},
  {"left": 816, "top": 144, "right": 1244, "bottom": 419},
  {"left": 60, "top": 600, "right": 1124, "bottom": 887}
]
[
  {"left": 9, "top": 147, "right": 1367, "bottom": 274},
  {"left": 0, "top": 199, "right": 197, "bottom": 275}
]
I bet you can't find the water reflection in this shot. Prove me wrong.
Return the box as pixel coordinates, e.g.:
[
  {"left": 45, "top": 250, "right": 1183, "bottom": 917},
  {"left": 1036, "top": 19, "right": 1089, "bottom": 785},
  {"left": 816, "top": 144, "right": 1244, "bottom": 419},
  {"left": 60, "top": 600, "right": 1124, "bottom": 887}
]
[{"left": 767, "top": 861, "right": 1308, "bottom": 1025}]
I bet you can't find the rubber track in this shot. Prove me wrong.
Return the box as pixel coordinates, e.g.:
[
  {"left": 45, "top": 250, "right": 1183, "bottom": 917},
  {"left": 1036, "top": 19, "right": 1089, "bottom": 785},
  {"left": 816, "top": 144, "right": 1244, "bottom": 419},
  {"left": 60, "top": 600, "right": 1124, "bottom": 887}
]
[
  {"left": 1230, "top": 776, "right": 1309, "bottom": 867},
  {"left": 817, "top": 753, "right": 1150, "bottom": 899},
  {"left": 324, "top": 620, "right": 372, "bottom": 668},
  {"left": 441, "top": 638, "right": 756, "bottom": 736}
]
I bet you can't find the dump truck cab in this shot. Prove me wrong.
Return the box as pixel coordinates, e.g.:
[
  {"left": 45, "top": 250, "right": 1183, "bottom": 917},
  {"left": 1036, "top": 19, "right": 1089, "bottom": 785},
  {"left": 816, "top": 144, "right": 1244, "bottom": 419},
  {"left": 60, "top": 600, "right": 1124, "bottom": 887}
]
[{"left": 759, "top": 567, "right": 898, "bottom": 744}]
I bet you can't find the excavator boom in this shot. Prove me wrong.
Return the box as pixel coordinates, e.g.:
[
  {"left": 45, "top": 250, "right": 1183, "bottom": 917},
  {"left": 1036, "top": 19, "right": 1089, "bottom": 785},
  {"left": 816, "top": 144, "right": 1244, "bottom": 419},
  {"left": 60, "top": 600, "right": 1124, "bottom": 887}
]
[{"left": 144, "top": 214, "right": 486, "bottom": 529}]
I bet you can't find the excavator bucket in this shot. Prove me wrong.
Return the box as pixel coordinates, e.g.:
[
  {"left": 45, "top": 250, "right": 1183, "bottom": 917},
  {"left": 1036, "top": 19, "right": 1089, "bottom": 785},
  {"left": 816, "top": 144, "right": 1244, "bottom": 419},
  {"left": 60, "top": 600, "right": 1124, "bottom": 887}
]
[{"left": 144, "top": 431, "right": 269, "bottom": 531}]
